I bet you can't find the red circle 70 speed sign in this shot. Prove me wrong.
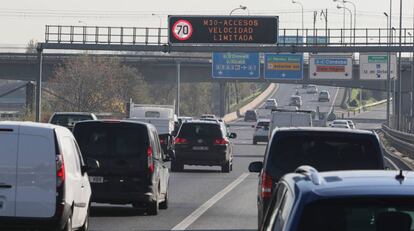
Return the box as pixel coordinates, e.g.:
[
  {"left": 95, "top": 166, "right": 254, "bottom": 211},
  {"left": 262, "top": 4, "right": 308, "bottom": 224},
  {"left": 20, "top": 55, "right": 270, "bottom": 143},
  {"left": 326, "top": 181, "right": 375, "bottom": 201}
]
[{"left": 172, "top": 20, "right": 193, "bottom": 41}]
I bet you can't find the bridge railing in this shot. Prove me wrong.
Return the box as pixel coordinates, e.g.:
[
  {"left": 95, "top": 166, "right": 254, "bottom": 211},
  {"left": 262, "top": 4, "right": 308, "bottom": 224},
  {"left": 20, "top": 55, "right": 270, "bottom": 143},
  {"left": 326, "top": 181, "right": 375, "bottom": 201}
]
[
  {"left": 381, "top": 124, "right": 414, "bottom": 158},
  {"left": 44, "top": 25, "right": 414, "bottom": 46}
]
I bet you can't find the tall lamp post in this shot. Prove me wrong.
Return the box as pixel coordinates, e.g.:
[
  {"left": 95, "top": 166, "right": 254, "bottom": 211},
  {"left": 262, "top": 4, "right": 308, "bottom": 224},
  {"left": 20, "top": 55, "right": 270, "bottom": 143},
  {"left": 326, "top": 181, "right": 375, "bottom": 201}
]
[
  {"left": 292, "top": 0, "right": 304, "bottom": 37},
  {"left": 337, "top": 5, "right": 353, "bottom": 44},
  {"left": 385, "top": 12, "right": 391, "bottom": 126},
  {"left": 333, "top": 0, "right": 346, "bottom": 33},
  {"left": 228, "top": 5, "right": 249, "bottom": 110},
  {"left": 397, "top": 0, "right": 403, "bottom": 130},
  {"left": 343, "top": 0, "right": 356, "bottom": 44}
]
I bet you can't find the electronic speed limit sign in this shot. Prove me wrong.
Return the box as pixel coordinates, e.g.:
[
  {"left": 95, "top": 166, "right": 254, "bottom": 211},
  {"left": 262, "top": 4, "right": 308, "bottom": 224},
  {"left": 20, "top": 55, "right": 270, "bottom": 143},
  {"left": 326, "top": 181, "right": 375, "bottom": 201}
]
[{"left": 172, "top": 20, "right": 193, "bottom": 41}]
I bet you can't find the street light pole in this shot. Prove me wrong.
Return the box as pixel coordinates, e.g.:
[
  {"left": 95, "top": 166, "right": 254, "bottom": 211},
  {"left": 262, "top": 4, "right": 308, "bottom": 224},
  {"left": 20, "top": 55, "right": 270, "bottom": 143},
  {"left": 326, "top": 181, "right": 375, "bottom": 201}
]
[
  {"left": 292, "top": 0, "right": 304, "bottom": 37},
  {"left": 397, "top": 0, "right": 403, "bottom": 130},
  {"left": 337, "top": 5, "right": 353, "bottom": 43},
  {"left": 385, "top": 12, "right": 391, "bottom": 126},
  {"left": 344, "top": 0, "right": 356, "bottom": 44}
]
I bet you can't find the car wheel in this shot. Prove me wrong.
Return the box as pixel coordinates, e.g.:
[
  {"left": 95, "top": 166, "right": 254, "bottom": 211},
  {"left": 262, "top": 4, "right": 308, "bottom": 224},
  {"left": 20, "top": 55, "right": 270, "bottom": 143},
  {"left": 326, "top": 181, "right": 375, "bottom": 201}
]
[
  {"left": 221, "top": 161, "right": 231, "bottom": 173},
  {"left": 78, "top": 207, "right": 89, "bottom": 231},
  {"left": 159, "top": 189, "right": 169, "bottom": 210},
  {"left": 146, "top": 198, "right": 159, "bottom": 215},
  {"left": 60, "top": 213, "right": 72, "bottom": 231}
]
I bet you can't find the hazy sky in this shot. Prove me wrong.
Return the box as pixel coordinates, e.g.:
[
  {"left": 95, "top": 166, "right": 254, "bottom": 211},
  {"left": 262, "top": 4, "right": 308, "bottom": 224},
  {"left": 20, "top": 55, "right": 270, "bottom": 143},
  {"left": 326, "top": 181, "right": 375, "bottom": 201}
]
[{"left": 1, "top": 0, "right": 413, "bottom": 48}]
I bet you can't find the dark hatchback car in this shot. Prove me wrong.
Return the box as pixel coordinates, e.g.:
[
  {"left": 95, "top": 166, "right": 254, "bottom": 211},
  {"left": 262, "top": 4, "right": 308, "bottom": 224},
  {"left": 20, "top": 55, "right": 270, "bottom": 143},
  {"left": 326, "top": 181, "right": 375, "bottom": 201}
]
[
  {"left": 249, "top": 127, "right": 385, "bottom": 227},
  {"left": 172, "top": 120, "right": 237, "bottom": 173},
  {"left": 73, "top": 120, "right": 170, "bottom": 215},
  {"left": 49, "top": 112, "right": 97, "bottom": 130},
  {"left": 244, "top": 110, "right": 258, "bottom": 122}
]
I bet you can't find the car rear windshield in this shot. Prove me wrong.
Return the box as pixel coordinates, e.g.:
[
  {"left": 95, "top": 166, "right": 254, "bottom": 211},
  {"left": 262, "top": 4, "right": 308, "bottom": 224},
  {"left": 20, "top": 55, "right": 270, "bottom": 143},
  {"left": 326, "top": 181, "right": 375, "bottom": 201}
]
[
  {"left": 50, "top": 114, "right": 93, "bottom": 127},
  {"left": 178, "top": 123, "right": 222, "bottom": 138},
  {"left": 74, "top": 122, "right": 149, "bottom": 157},
  {"left": 258, "top": 122, "right": 270, "bottom": 127},
  {"left": 296, "top": 197, "right": 414, "bottom": 231},
  {"left": 268, "top": 133, "right": 382, "bottom": 172}
]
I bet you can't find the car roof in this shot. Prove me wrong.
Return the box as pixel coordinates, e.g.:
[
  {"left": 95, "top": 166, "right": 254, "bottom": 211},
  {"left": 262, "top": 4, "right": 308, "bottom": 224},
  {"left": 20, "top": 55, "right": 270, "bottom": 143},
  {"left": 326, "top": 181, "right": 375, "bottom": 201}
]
[
  {"left": 283, "top": 170, "right": 414, "bottom": 198},
  {"left": 0, "top": 121, "right": 63, "bottom": 130},
  {"left": 75, "top": 119, "right": 151, "bottom": 128},
  {"left": 333, "top": 119, "right": 349, "bottom": 123},
  {"left": 257, "top": 119, "right": 270, "bottom": 122},
  {"left": 52, "top": 112, "right": 95, "bottom": 116},
  {"left": 184, "top": 119, "right": 221, "bottom": 125},
  {"left": 274, "top": 127, "right": 373, "bottom": 135}
]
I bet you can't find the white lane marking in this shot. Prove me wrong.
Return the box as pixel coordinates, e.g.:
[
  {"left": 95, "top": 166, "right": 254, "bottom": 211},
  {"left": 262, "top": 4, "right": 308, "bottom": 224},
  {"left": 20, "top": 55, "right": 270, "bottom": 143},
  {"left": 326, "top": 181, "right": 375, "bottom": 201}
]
[
  {"left": 329, "top": 87, "right": 340, "bottom": 114},
  {"left": 384, "top": 156, "right": 399, "bottom": 170},
  {"left": 171, "top": 173, "right": 250, "bottom": 231}
]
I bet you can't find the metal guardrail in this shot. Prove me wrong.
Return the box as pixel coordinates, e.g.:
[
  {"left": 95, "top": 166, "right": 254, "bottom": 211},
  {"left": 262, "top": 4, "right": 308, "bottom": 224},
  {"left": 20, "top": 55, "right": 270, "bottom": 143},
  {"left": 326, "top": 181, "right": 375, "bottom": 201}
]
[
  {"left": 381, "top": 124, "right": 414, "bottom": 156},
  {"left": 44, "top": 25, "right": 414, "bottom": 47}
]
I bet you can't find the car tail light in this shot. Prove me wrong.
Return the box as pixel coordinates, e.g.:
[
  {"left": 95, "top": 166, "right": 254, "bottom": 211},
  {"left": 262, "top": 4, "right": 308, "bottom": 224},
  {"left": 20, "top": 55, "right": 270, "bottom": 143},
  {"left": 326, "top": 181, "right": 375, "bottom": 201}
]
[
  {"left": 261, "top": 172, "right": 273, "bottom": 199},
  {"left": 160, "top": 138, "right": 166, "bottom": 145},
  {"left": 147, "top": 146, "right": 154, "bottom": 174},
  {"left": 213, "top": 138, "right": 228, "bottom": 145},
  {"left": 56, "top": 154, "right": 65, "bottom": 187},
  {"left": 175, "top": 137, "right": 188, "bottom": 144}
]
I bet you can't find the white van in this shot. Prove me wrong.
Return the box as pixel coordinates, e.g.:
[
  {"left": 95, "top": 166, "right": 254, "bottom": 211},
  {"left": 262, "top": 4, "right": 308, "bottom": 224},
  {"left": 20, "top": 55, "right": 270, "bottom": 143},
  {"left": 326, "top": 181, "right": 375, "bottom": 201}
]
[{"left": 0, "top": 122, "right": 98, "bottom": 231}]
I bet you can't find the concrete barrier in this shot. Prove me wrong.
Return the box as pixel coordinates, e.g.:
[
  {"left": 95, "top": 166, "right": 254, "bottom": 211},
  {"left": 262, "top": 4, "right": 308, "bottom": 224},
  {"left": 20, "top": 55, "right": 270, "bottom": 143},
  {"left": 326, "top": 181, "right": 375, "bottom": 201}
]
[{"left": 223, "top": 83, "right": 278, "bottom": 123}]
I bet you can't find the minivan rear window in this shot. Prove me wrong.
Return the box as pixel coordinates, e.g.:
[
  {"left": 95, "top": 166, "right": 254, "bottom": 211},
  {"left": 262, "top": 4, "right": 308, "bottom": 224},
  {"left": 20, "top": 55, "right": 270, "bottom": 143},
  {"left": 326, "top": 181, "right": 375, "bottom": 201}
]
[
  {"left": 178, "top": 123, "right": 222, "bottom": 138},
  {"left": 268, "top": 133, "right": 381, "bottom": 172},
  {"left": 74, "top": 122, "right": 148, "bottom": 157}
]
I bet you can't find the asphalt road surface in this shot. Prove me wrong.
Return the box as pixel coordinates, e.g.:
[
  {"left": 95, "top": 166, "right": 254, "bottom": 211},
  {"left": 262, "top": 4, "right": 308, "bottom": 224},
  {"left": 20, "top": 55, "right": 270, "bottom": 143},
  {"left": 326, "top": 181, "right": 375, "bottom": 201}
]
[{"left": 89, "top": 84, "right": 409, "bottom": 231}]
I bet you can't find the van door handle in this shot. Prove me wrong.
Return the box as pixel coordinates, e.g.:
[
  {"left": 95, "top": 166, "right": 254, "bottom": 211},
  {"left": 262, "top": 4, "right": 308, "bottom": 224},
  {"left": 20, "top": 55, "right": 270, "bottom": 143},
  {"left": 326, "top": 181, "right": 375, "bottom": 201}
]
[{"left": 0, "top": 184, "right": 12, "bottom": 189}]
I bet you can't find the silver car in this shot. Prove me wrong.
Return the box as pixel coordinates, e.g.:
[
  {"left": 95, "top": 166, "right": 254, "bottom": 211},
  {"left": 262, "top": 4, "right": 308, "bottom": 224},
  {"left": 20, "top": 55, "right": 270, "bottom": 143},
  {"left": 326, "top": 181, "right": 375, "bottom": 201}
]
[
  {"left": 318, "top": 90, "right": 331, "bottom": 102},
  {"left": 252, "top": 119, "right": 270, "bottom": 145}
]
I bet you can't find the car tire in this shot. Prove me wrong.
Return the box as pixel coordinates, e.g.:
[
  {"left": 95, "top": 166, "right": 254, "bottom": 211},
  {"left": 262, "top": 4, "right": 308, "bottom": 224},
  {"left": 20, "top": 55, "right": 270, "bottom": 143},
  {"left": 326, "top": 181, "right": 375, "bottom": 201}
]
[
  {"left": 146, "top": 198, "right": 159, "bottom": 216},
  {"left": 171, "top": 160, "right": 183, "bottom": 172},
  {"left": 60, "top": 213, "right": 72, "bottom": 231},
  {"left": 159, "top": 190, "right": 169, "bottom": 210},
  {"left": 222, "top": 161, "right": 231, "bottom": 173},
  {"left": 78, "top": 207, "right": 89, "bottom": 231}
]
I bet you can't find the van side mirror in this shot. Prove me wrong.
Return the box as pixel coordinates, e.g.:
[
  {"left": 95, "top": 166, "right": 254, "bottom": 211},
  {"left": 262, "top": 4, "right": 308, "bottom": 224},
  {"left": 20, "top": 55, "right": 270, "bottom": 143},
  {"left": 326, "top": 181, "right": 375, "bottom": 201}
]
[
  {"left": 229, "top": 133, "right": 237, "bottom": 139},
  {"left": 82, "top": 158, "right": 100, "bottom": 174},
  {"left": 248, "top": 161, "right": 263, "bottom": 173}
]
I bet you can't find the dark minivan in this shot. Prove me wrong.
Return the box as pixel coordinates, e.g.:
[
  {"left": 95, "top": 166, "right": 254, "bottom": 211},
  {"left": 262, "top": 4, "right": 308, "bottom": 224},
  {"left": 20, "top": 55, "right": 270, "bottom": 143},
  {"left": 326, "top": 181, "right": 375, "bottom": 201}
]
[
  {"left": 73, "top": 120, "right": 170, "bottom": 215},
  {"left": 249, "top": 127, "right": 385, "bottom": 227},
  {"left": 172, "top": 120, "right": 237, "bottom": 173}
]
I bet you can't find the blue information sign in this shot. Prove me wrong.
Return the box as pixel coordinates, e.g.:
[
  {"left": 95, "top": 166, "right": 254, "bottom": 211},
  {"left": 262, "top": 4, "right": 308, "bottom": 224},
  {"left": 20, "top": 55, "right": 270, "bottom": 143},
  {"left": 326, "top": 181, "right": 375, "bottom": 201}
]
[
  {"left": 264, "top": 54, "right": 304, "bottom": 80},
  {"left": 212, "top": 53, "right": 260, "bottom": 79},
  {"left": 278, "top": 36, "right": 304, "bottom": 45}
]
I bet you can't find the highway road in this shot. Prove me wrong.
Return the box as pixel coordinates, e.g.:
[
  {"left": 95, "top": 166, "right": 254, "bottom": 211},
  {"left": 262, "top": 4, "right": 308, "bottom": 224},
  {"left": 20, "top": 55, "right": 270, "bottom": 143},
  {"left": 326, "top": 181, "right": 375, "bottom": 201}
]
[{"left": 88, "top": 84, "right": 409, "bottom": 231}]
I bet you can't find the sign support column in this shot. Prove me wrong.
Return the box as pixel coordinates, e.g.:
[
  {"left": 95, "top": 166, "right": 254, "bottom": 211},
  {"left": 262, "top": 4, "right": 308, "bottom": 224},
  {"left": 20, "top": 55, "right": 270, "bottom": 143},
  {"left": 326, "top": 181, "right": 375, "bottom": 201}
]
[
  {"left": 35, "top": 48, "right": 43, "bottom": 122},
  {"left": 176, "top": 62, "right": 181, "bottom": 117},
  {"left": 219, "top": 82, "right": 226, "bottom": 117}
]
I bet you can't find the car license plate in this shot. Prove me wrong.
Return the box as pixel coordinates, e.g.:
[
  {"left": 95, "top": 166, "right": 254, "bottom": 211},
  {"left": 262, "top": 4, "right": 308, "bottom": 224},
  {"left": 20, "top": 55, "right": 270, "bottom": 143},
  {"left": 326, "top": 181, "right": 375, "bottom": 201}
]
[
  {"left": 193, "top": 146, "right": 209, "bottom": 151},
  {"left": 89, "top": 176, "right": 104, "bottom": 183}
]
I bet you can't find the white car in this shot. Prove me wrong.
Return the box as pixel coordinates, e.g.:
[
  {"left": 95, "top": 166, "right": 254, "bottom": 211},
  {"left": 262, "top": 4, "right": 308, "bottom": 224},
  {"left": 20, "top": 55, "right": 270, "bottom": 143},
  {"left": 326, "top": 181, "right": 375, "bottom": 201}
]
[
  {"left": 330, "top": 120, "right": 351, "bottom": 129},
  {"left": 252, "top": 119, "right": 271, "bottom": 144},
  {"left": 306, "top": 85, "right": 318, "bottom": 94},
  {"left": 264, "top": 99, "right": 278, "bottom": 109},
  {"left": 0, "top": 122, "right": 99, "bottom": 231}
]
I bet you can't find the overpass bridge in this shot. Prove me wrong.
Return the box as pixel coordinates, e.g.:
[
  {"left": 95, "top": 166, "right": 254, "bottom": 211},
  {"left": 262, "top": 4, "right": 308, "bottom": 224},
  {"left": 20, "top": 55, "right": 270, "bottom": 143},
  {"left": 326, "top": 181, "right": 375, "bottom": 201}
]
[{"left": 0, "top": 52, "right": 412, "bottom": 92}]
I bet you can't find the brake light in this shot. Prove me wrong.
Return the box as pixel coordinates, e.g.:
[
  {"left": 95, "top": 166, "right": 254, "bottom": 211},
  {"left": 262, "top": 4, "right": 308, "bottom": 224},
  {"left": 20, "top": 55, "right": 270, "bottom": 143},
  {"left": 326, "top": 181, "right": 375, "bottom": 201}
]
[
  {"left": 261, "top": 172, "right": 273, "bottom": 199},
  {"left": 160, "top": 138, "right": 166, "bottom": 145},
  {"left": 56, "top": 154, "right": 65, "bottom": 187},
  {"left": 213, "top": 138, "right": 228, "bottom": 145},
  {"left": 175, "top": 137, "right": 188, "bottom": 144},
  {"left": 147, "top": 146, "right": 154, "bottom": 173}
]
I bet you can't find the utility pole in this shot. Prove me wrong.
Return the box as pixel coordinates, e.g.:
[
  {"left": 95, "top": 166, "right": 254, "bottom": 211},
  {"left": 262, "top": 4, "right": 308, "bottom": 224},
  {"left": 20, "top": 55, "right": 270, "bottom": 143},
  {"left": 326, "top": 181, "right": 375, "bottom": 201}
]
[
  {"left": 176, "top": 62, "right": 181, "bottom": 117},
  {"left": 397, "top": 0, "right": 403, "bottom": 130}
]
